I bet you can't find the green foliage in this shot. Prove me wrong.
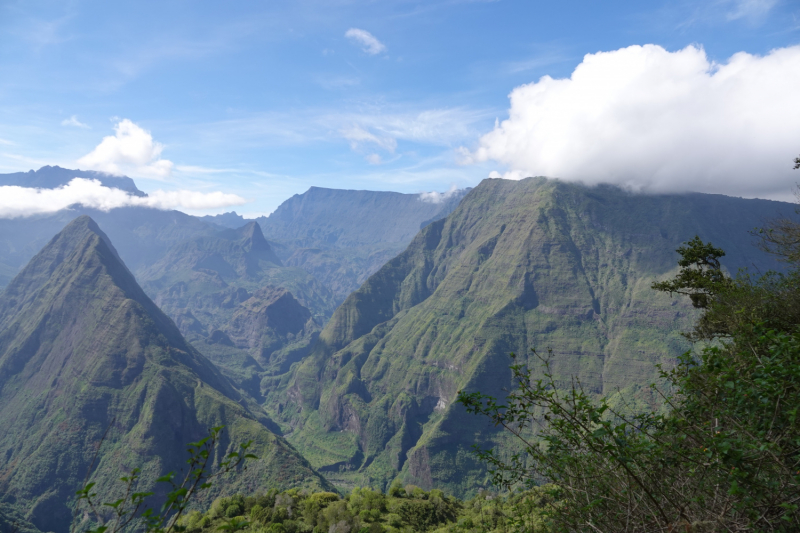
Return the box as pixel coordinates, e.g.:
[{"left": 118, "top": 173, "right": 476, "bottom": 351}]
[
  {"left": 460, "top": 236, "right": 800, "bottom": 532},
  {"left": 651, "top": 235, "right": 730, "bottom": 308},
  {"left": 175, "top": 485, "right": 553, "bottom": 533},
  {"left": 72, "top": 426, "right": 257, "bottom": 533}
]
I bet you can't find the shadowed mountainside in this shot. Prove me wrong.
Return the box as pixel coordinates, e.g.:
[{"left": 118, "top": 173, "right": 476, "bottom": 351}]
[
  {"left": 262, "top": 177, "right": 793, "bottom": 495},
  {"left": 0, "top": 216, "right": 329, "bottom": 532}
]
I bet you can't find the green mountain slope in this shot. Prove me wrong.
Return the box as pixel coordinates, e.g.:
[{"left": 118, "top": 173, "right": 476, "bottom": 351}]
[
  {"left": 0, "top": 216, "right": 329, "bottom": 533},
  {"left": 264, "top": 177, "right": 791, "bottom": 495},
  {"left": 258, "top": 187, "right": 469, "bottom": 304}
]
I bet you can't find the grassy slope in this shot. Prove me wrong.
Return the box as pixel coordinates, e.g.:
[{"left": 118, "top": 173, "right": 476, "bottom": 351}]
[
  {"left": 0, "top": 216, "right": 330, "bottom": 533},
  {"left": 263, "top": 178, "right": 790, "bottom": 495}
]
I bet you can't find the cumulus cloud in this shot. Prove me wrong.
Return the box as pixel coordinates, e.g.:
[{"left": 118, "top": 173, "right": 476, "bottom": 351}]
[
  {"left": 345, "top": 28, "right": 386, "bottom": 55},
  {"left": 366, "top": 153, "right": 383, "bottom": 165},
  {"left": 0, "top": 178, "right": 246, "bottom": 219},
  {"left": 61, "top": 115, "right": 90, "bottom": 128},
  {"left": 467, "top": 44, "right": 800, "bottom": 199},
  {"left": 78, "top": 119, "right": 174, "bottom": 179},
  {"left": 419, "top": 184, "right": 460, "bottom": 204}
]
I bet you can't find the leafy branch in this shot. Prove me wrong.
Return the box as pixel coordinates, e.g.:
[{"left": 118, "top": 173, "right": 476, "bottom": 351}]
[{"left": 72, "top": 426, "right": 257, "bottom": 533}]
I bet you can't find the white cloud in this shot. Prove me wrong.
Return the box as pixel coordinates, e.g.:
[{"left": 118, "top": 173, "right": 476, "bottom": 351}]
[
  {"left": 61, "top": 115, "right": 90, "bottom": 128},
  {"left": 341, "top": 125, "right": 397, "bottom": 152},
  {"left": 419, "top": 184, "right": 460, "bottom": 204},
  {"left": 78, "top": 119, "right": 174, "bottom": 179},
  {"left": 0, "top": 178, "right": 246, "bottom": 219},
  {"left": 366, "top": 154, "right": 383, "bottom": 165},
  {"left": 467, "top": 44, "right": 800, "bottom": 199},
  {"left": 175, "top": 165, "right": 240, "bottom": 174},
  {"left": 727, "top": 0, "right": 777, "bottom": 21},
  {"left": 334, "top": 107, "right": 491, "bottom": 157},
  {"left": 0, "top": 139, "right": 14, "bottom": 146},
  {"left": 345, "top": 28, "right": 386, "bottom": 55}
]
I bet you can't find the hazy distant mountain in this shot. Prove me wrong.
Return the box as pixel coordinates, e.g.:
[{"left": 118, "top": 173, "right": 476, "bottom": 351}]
[
  {"left": 263, "top": 177, "right": 792, "bottom": 495},
  {"left": 257, "top": 186, "right": 470, "bottom": 303},
  {"left": 200, "top": 211, "right": 247, "bottom": 229},
  {"left": 139, "top": 222, "right": 332, "bottom": 395},
  {"left": 0, "top": 165, "right": 144, "bottom": 196},
  {"left": 0, "top": 206, "right": 219, "bottom": 287},
  {"left": 0, "top": 216, "right": 329, "bottom": 532}
]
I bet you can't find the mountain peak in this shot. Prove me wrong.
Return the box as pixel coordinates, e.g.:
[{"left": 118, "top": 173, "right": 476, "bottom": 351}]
[
  {"left": 236, "top": 221, "right": 283, "bottom": 267},
  {"left": 0, "top": 215, "right": 184, "bottom": 350},
  {"left": 0, "top": 216, "right": 329, "bottom": 531},
  {"left": 238, "top": 220, "right": 267, "bottom": 249}
]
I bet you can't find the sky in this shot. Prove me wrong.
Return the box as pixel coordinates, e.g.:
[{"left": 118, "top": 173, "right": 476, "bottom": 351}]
[{"left": 0, "top": 0, "right": 799, "bottom": 217}]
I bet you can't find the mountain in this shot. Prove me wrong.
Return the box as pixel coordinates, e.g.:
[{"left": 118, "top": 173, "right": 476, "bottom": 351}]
[
  {"left": 138, "top": 222, "right": 332, "bottom": 397},
  {"left": 200, "top": 211, "right": 248, "bottom": 229},
  {"left": 262, "top": 177, "right": 793, "bottom": 496},
  {"left": 0, "top": 165, "right": 144, "bottom": 196},
  {"left": 0, "top": 206, "right": 218, "bottom": 288},
  {"left": 0, "top": 216, "right": 329, "bottom": 532},
  {"left": 257, "top": 187, "right": 469, "bottom": 304}
]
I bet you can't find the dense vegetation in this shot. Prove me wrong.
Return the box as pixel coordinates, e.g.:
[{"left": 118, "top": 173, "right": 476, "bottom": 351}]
[
  {"left": 178, "top": 485, "right": 555, "bottom": 533},
  {"left": 460, "top": 230, "right": 800, "bottom": 531}
]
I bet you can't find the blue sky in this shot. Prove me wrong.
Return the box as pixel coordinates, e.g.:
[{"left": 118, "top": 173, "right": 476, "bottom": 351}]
[{"left": 1, "top": 0, "right": 798, "bottom": 216}]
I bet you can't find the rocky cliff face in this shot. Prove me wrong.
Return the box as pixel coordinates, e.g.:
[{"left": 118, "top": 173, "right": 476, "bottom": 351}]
[
  {"left": 226, "top": 287, "right": 319, "bottom": 374},
  {"left": 0, "top": 216, "right": 329, "bottom": 532},
  {"left": 264, "top": 177, "right": 790, "bottom": 495}
]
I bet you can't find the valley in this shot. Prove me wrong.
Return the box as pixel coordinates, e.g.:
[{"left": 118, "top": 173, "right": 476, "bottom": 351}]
[{"left": 0, "top": 167, "right": 793, "bottom": 531}]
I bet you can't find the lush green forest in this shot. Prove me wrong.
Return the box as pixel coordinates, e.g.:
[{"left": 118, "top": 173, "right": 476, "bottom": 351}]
[{"left": 176, "top": 486, "right": 555, "bottom": 533}]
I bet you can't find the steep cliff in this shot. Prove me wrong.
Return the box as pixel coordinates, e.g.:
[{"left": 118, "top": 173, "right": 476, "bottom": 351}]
[{"left": 264, "top": 178, "right": 790, "bottom": 495}]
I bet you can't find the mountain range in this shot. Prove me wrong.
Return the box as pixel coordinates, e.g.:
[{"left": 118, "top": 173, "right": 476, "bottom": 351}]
[
  {"left": 256, "top": 186, "right": 469, "bottom": 303},
  {"left": 261, "top": 177, "right": 791, "bottom": 495},
  {"left": 0, "top": 167, "right": 796, "bottom": 527},
  {"left": 0, "top": 166, "right": 143, "bottom": 196}
]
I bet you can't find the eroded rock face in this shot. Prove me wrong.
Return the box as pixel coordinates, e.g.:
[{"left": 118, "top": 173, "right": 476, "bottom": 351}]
[
  {"left": 263, "top": 177, "right": 790, "bottom": 496},
  {"left": 225, "top": 287, "right": 320, "bottom": 372}
]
